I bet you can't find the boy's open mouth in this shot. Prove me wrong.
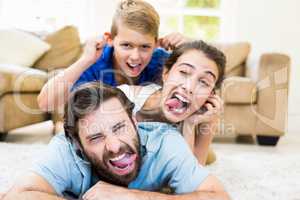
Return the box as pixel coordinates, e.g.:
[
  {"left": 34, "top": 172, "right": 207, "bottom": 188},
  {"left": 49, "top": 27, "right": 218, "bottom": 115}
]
[
  {"left": 165, "top": 92, "right": 191, "bottom": 115},
  {"left": 107, "top": 152, "right": 137, "bottom": 176},
  {"left": 127, "top": 63, "right": 142, "bottom": 74}
]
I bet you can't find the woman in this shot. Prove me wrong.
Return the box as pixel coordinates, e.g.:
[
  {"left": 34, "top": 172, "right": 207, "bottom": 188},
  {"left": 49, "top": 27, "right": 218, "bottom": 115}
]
[{"left": 118, "top": 40, "right": 226, "bottom": 165}]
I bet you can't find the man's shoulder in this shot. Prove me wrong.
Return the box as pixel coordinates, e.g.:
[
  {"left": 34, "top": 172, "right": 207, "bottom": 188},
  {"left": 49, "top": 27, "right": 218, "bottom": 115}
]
[
  {"left": 46, "top": 133, "right": 75, "bottom": 158},
  {"left": 138, "top": 122, "right": 187, "bottom": 155}
]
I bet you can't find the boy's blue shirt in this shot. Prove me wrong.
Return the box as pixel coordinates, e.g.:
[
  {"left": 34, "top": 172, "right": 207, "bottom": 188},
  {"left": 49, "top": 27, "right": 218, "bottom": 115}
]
[{"left": 74, "top": 45, "right": 170, "bottom": 88}]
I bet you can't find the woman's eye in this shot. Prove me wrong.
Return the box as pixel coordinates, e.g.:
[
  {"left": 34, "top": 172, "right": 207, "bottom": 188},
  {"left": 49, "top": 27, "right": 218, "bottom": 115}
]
[
  {"left": 179, "top": 70, "right": 189, "bottom": 75},
  {"left": 199, "top": 80, "right": 209, "bottom": 87}
]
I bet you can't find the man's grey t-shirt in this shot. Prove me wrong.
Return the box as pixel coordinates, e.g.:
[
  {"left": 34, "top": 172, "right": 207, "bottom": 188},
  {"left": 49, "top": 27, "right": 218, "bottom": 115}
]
[{"left": 31, "top": 122, "right": 209, "bottom": 198}]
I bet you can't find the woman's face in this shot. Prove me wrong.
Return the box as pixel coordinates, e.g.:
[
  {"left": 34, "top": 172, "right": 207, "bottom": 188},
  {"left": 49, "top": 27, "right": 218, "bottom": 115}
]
[{"left": 161, "top": 49, "right": 219, "bottom": 123}]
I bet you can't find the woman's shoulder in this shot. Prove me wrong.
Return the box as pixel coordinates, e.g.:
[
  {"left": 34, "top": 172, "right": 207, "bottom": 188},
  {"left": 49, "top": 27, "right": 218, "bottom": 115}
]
[{"left": 117, "top": 84, "right": 143, "bottom": 98}]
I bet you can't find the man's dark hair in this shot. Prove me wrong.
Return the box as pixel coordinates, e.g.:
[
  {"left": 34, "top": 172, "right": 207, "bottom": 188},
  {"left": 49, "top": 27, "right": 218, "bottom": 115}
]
[
  {"left": 164, "top": 40, "right": 226, "bottom": 88},
  {"left": 64, "top": 82, "right": 135, "bottom": 144}
]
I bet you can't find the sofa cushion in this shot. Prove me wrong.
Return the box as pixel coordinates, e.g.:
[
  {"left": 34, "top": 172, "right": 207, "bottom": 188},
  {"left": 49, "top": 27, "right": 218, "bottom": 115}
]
[
  {"left": 0, "top": 64, "right": 47, "bottom": 96},
  {"left": 212, "top": 42, "right": 251, "bottom": 75},
  {"left": 33, "top": 26, "right": 82, "bottom": 71},
  {"left": 222, "top": 76, "right": 257, "bottom": 104},
  {"left": 0, "top": 29, "right": 50, "bottom": 67}
]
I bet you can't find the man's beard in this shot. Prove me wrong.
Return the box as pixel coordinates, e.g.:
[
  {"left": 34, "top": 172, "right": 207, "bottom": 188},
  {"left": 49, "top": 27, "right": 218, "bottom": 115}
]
[{"left": 84, "top": 137, "right": 142, "bottom": 187}]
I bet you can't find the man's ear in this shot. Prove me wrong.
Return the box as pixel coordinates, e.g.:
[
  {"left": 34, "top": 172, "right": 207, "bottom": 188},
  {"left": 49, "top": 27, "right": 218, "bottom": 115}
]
[
  {"left": 104, "top": 32, "right": 113, "bottom": 46},
  {"left": 132, "top": 116, "right": 138, "bottom": 127}
]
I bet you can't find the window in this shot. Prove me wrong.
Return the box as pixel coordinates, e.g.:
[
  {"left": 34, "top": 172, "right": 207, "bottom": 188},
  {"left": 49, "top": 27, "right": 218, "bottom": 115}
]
[
  {"left": 0, "top": 0, "right": 89, "bottom": 39},
  {"left": 147, "top": 0, "right": 236, "bottom": 42}
]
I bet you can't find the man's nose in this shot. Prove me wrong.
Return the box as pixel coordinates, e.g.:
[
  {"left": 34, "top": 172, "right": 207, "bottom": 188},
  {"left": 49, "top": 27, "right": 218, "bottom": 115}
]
[{"left": 105, "top": 136, "right": 121, "bottom": 154}]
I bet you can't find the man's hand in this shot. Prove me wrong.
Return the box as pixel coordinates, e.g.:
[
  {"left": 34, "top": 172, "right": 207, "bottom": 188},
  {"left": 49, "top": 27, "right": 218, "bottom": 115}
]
[
  {"left": 159, "top": 32, "right": 190, "bottom": 50},
  {"left": 82, "top": 181, "right": 135, "bottom": 200},
  {"left": 81, "top": 34, "right": 110, "bottom": 66},
  {"left": 185, "top": 94, "right": 223, "bottom": 128},
  {"left": 0, "top": 193, "right": 5, "bottom": 200}
]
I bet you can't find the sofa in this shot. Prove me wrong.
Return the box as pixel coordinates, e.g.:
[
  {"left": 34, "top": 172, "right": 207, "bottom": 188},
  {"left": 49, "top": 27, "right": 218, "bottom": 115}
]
[
  {"left": 0, "top": 26, "right": 82, "bottom": 140},
  {"left": 215, "top": 43, "right": 290, "bottom": 146},
  {"left": 0, "top": 26, "right": 290, "bottom": 146}
]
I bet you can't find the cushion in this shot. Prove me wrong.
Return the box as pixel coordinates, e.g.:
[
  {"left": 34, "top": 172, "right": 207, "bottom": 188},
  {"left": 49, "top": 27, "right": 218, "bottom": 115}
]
[
  {"left": 33, "top": 26, "right": 82, "bottom": 71},
  {"left": 222, "top": 76, "right": 257, "bottom": 104},
  {"left": 0, "top": 64, "right": 47, "bottom": 95},
  {"left": 0, "top": 29, "right": 50, "bottom": 67},
  {"left": 212, "top": 42, "right": 251, "bottom": 74}
]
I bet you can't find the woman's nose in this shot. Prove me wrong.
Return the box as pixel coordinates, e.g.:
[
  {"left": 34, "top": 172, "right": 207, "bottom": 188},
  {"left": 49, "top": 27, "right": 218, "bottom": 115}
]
[{"left": 182, "top": 80, "right": 196, "bottom": 94}]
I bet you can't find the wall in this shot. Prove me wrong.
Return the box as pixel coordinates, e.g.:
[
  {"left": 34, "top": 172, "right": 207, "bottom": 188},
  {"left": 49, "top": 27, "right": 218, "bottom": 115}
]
[
  {"left": 235, "top": 0, "right": 300, "bottom": 132},
  {"left": 84, "top": 0, "right": 300, "bottom": 132}
]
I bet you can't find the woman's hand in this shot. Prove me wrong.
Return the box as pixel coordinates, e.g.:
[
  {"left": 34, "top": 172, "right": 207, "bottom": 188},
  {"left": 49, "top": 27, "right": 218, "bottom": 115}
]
[{"left": 185, "top": 94, "right": 223, "bottom": 127}]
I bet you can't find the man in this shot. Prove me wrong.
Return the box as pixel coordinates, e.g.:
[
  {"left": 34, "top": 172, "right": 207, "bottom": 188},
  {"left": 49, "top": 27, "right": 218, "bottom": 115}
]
[{"left": 3, "top": 83, "right": 230, "bottom": 200}]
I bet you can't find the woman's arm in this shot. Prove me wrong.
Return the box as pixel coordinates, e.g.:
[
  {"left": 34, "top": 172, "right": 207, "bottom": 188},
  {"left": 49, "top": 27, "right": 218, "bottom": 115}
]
[{"left": 183, "top": 95, "right": 223, "bottom": 165}]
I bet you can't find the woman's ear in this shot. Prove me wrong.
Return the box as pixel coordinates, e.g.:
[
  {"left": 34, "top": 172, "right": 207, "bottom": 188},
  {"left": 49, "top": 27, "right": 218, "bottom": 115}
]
[
  {"left": 104, "top": 32, "right": 113, "bottom": 46},
  {"left": 162, "top": 67, "right": 169, "bottom": 83}
]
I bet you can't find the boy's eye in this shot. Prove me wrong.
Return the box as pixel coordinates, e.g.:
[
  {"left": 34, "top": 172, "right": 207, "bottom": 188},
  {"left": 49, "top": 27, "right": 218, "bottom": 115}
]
[
  {"left": 141, "top": 45, "right": 151, "bottom": 49},
  {"left": 121, "top": 43, "right": 132, "bottom": 48}
]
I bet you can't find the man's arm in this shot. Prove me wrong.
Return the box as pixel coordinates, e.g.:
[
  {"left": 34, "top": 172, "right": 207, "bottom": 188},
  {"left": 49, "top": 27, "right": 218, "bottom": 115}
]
[
  {"left": 37, "top": 36, "right": 108, "bottom": 112},
  {"left": 3, "top": 172, "right": 66, "bottom": 200},
  {"left": 83, "top": 176, "right": 230, "bottom": 200}
]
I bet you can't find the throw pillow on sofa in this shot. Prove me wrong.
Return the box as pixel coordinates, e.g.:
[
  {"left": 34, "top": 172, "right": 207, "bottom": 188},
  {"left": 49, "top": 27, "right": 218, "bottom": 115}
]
[
  {"left": 33, "top": 26, "right": 82, "bottom": 71},
  {"left": 0, "top": 29, "right": 51, "bottom": 67}
]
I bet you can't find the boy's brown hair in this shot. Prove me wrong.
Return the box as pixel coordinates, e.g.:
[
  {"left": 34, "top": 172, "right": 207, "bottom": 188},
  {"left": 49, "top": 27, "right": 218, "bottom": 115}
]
[{"left": 111, "top": 0, "right": 160, "bottom": 40}]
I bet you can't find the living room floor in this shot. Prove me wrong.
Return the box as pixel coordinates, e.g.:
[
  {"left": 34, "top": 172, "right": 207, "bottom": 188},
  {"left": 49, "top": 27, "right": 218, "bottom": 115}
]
[{"left": 0, "top": 120, "right": 299, "bottom": 200}]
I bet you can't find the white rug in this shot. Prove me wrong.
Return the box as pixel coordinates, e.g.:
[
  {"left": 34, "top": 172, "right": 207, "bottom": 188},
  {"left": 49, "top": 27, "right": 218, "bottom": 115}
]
[{"left": 0, "top": 121, "right": 299, "bottom": 200}]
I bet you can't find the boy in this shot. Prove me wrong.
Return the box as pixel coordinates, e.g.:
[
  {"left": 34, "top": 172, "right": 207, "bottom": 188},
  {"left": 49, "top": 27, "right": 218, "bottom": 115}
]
[{"left": 37, "top": 0, "right": 188, "bottom": 112}]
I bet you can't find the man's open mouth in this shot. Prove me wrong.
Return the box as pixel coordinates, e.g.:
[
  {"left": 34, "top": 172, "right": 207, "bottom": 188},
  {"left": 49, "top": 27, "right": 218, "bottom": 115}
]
[
  {"left": 108, "top": 152, "right": 137, "bottom": 175},
  {"left": 165, "top": 92, "right": 191, "bottom": 115}
]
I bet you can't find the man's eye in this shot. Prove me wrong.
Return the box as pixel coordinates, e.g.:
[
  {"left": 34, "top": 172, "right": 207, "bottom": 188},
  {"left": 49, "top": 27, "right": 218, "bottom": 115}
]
[{"left": 90, "top": 136, "right": 104, "bottom": 142}]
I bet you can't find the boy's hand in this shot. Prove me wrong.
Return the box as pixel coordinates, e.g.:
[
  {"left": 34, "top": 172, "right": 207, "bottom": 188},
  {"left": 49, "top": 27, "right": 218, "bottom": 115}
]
[
  {"left": 185, "top": 94, "right": 223, "bottom": 127},
  {"left": 159, "top": 32, "right": 190, "bottom": 51},
  {"left": 81, "top": 34, "right": 110, "bottom": 66}
]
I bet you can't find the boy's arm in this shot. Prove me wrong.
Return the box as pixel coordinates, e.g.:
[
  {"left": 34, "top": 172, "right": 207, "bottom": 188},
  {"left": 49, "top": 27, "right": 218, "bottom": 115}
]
[
  {"left": 37, "top": 36, "right": 108, "bottom": 112},
  {"left": 159, "top": 32, "right": 191, "bottom": 50},
  {"left": 3, "top": 172, "right": 66, "bottom": 200},
  {"left": 83, "top": 177, "right": 230, "bottom": 200}
]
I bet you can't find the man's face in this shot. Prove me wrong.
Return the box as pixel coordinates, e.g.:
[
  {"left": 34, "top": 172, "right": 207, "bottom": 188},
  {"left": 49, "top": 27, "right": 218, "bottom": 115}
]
[
  {"left": 78, "top": 98, "right": 141, "bottom": 186},
  {"left": 111, "top": 23, "right": 157, "bottom": 78}
]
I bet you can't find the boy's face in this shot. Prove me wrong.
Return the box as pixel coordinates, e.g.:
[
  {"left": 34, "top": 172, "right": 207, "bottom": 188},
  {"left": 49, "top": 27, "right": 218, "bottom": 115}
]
[{"left": 110, "top": 24, "right": 157, "bottom": 78}]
